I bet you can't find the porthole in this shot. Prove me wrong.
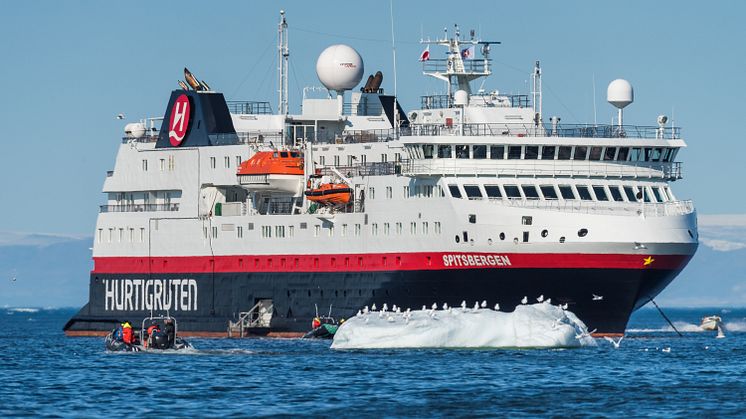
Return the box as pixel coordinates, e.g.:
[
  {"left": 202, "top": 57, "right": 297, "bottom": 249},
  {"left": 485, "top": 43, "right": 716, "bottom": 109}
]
[
  {"left": 559, "top": 236, "right": 566, "bottom": 243},
  {"left": 578, "top": 228, "right": 588, "bottom": 237},
  {"left": 541, "top": 229, "right": 548, "bottom": 238},
  {"left": 499, "top": 232, "right": 505, "bottom": 240},
  {"left": 455, "top": 235, "right": 460, "bottom": 243},
  {"left": 488, "top": 238, "right": 493, "bottom": 245}
]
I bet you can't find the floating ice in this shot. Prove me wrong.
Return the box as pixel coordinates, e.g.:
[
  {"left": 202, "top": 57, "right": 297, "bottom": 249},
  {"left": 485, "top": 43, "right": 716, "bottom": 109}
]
[{"left": 332, "top": 303, "right": 596, "bottom": 349}]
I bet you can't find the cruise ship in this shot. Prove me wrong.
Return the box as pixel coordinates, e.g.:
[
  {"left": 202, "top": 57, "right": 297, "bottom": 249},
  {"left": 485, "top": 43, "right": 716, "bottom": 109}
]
[{"left": 64, "top": 13, "right": 697, "bottom": 337}]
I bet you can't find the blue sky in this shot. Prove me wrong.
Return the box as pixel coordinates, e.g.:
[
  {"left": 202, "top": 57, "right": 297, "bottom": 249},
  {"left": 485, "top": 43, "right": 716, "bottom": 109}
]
[{"left": 0, "top": 1, "right": 742, "bottom": 235}]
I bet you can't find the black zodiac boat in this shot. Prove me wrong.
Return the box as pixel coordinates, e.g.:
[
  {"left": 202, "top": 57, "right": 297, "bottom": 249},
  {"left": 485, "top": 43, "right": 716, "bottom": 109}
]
[{"left": 105, "top": 315, "right": 192, "bottom": 352}]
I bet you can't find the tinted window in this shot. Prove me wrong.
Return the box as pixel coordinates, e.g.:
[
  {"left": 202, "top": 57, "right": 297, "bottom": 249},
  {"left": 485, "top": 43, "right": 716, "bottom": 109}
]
[
  {"left": 589, "top": 147, "right": 603, "bottom": 161},
  {"left": 609, "top": 186, "right": 624, "bottom": 202},
  {"left": 643, "top": 187, "right": 652, "bottom": 203},
  {"left": 661, "top": 148, "right": 672, "bottom": 162},
  {"left": 448, "top": 185, "right": 462, "bottom": 198},
  {"left": 484, "top": 185, "right": 502, "bottom": 198},
  {"left": 576, "top": 185, "right": 593, "bottom": 201},
  {"left": 504, "top": 185, "right": 521, "bottom": 198},
  {"left": 559, "top": 185, "right": 575, "bottom": 199},
  {"left": 623, "top": 186, "right": 637, "bottom": 202},
  {"left": 508, "top": 146, "right": 522, "bottom": 159},
  {"left": 593, "top": 186, "right": 609, "bottom": 201},
  {"left": 464, "top": 185, "right": 483, "bottom": 199},
  {"left": 604, "top": 147, "right": 617, "bottom": 161},
  {"left": 473, "top": 145, "right": 487, "bottom": 159},
  {"left": 651, "top": 148, "right": 663, "bottom": 162},
  {"left": 557, "top": 146, "right": 572, "bottom": 160},
  {"left": 630, "top": 148, "right": 643, "bottom": 161},
  {"left": 574, "top": 146, "right": 588, "bottom": 160},
  {"left": 617, "top": 147, "right": 629, "bottom": 161},
  {"left": 525, "top": 146, "right": 539, "bottom": 160},
  {"left": 422, "top": 144, "right": 434, "bottom": 159},
  {"left": 438, "top": 145, "right": 452, "bottom": 158},
  {"left": 490, "top": 145, "right": 504, "bottom": 159},
  {"left": 456, "top": 145, "right": 469, "bottom": 159},
  {"left": 522, "top": 185, "right": 540, "bottom": 199},
  {"left": 541, "top": 146, "right": 556, "bottom": 160},
  {"left": 644, "top": 148, "right": 653, "bottom": 161},
  {"left": 653, "top": 187, "right": 665, "bottom": 202},
  {"left": 540, "top": 185, "right": 558, "bottom": 199}
]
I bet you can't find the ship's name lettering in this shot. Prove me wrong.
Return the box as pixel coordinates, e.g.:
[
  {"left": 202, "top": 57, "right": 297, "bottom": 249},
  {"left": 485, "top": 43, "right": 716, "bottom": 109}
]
[
  {"left": 104, "top": 279, "right": 198, "bottom": 312},
  {"left": 442, "top": 254, "right": 511, "bottom": 268}
]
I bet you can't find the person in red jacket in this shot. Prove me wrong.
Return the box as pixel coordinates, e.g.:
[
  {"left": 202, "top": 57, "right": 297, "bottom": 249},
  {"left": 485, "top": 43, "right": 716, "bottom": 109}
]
[{"left": 122, "top": 321, "right": 134, "bottom": 345}]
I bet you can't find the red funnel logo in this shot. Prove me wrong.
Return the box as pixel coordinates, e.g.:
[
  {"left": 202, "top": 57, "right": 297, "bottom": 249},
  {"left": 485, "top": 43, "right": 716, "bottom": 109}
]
[{"left": 169, "top": 94, "right": 191, "bottom": 146}]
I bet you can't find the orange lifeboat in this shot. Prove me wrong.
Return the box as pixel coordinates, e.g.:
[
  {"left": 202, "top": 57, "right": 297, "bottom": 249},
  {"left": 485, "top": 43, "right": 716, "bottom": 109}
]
[
  {"left": 237, "top": 150, "right": 304, "bottom": 193},
  {"left": 305, "top": 183, "right": 353, "bottom": 206}
]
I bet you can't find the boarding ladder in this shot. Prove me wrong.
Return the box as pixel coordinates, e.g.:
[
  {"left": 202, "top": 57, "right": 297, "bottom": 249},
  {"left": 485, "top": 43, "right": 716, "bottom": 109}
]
[{"left": 227, "top": 300, "right": 274, "bottom": 337}]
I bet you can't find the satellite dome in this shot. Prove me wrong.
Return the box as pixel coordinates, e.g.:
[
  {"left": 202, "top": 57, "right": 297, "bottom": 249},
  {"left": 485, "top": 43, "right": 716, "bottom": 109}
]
[
  {"left": 316, "top": 44, "right": 364, "bottom": 92},
  {"left": 607, "top": 79, "right": 634, "bottom": 109}
]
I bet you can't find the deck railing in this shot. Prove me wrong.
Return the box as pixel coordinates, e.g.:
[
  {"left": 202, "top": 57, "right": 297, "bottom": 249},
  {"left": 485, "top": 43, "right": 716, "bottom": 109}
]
[
  {"left": 495, "top": 198, "right": 694, "bottom": 217},
  {"left": 100, "top": 204, "right": 180, "bottom": 213}
]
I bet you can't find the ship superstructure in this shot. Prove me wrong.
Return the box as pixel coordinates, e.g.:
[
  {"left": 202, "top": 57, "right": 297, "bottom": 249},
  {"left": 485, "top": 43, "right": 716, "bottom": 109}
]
[{"left": 65, "top": 16, "right": 697, "bottom": 337}]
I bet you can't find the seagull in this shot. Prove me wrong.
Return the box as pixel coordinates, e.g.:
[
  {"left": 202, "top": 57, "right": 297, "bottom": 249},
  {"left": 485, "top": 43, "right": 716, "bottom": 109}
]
[
  {"left": 560, "top": 303, "right": 569, "bottom": 310},
  {"left": 392, "top": 304, "right": 397, "bottom": 312},
  {"left": 521, "top": 296, "right": 528, "bottom": 305},
  {"left": 442, "top": 303, "right": 449, "bottom": 310},
  {"left": 422, "top": 305, "right": 427, "bottom": 311},
  {"left": 461, "top": 300, "right": 467, "bottom": 309},
  {"left": 395, "top": 307, "right": 401, "bottom": 314},
  {"left": 363, "top": 306, "right": 369, "bottom": 314},
  {"left": 604, "top": 336, "right": 624, "bottom": 349},
  {"left": 382, "top": 303, "right": 388, "bottom": 312},
  {"left": 116, "top": 113, "right": 125, "bottom": 120},
  {"left": 473, "top": 301, "right": 480, "bottom": 310},
  {"left": 356, "top": 310, "right": 362, "bottom": 317},
  {"left": 662, "top": 347, "right": 671, "bottom": 353},
  {"left": 494, "top": 303, "right": 500, "bottom": 311},
  {"left": 537, "top": 295, "right": 544, "bottom": 303},
  {"left": 371, "top": 303, "right": 377, "bottom": 311},
  {"left": 592, "top": 294, "right": 604, "bottom": 301},
  {"left": 432, "top": 303, "right": 437, "bottom": 310},
  {"left": 545, "top": 298, "right": 552, "bottom": 305},
  {"left": 481, "top": 300, "right": 487, "bottom": 308}
]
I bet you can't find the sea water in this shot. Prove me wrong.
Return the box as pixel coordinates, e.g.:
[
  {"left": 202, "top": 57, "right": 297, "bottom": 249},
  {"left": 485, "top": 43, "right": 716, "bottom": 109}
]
[{"left": 1, "top": 307, "right": 745, "bottom": 417}]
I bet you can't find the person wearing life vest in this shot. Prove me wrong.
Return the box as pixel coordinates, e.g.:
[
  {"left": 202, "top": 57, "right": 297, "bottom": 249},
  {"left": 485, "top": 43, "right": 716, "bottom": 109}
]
[
  {"left": 122, "top": 321, "right": 134, "bottom": 345},
  {"left": 312, "top": 317, "right": 321, "bottom": 329},
  {"left": 113, "top": 323, "right": 124, "bottom": 341},
  {"left": 146, "top": 322, "right": 161, "bottom": 348},
  {"left": 164, "top": 318, "right": 175, "bottom": 349}
]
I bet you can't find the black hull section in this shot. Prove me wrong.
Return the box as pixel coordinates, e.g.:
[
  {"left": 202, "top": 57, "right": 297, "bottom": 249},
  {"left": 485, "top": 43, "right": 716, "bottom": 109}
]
[{"left": 65, "top": 267, "right": 683, "bottom": 335}]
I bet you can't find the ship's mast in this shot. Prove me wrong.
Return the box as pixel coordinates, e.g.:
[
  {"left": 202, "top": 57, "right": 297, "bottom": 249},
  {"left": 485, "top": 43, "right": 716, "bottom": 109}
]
[
  {"left": 421, "top": 24, "right": 499, "bottom": 98},
  {"left": 277, "top": 10, "right": 289, "bottom": 115},
  {"left": 531, "top": 60, "right": 542, "bottom": 125}
]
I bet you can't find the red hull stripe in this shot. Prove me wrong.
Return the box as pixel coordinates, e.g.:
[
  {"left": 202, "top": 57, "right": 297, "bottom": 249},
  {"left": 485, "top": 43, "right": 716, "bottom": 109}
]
[{"left": 92, "top": 252, "right": 692, "bottom": 274}]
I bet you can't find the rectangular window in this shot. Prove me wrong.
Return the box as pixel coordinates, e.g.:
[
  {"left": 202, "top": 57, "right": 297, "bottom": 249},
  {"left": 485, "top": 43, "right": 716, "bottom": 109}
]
[
  {"left": 371, "top": 223, "right": 378, "bottom": 235},
  {"left": 403, "top": 186, "right": 410, "bottom": 198},
  {"left": 522, "top": 216, "right": 533, "bottom": 226},
  {"left": 355, "top": 224, "right": 361, "bottom": 236},
  {"left": 386, "top": 186, "right": 392, "bottom": 199},
  {"left": 118, "top": 228, "right": 123, "bottom": 242},
  {"left": 396, "top": 222, "right": 403, "bottom": 235},
  {"left": 142, "top": 159, "right": 148, "bottom": 171},
  {"left": 334, "top": 155, "right": 341, "bottom": 166},
  {"left": 541, "top": 146, "right": 556, "bottom": 160},
  {"left": 410, "top": 222, "right": 417, "bottom": 235},
  {"left": 341, "top": 224, "right": 347, "bottom": 237},
  {"left": 314, "top": 225, "right": 320, "bottom": 237},
  {"left": 455, "top": 145, "right": 469, "bottom": 159},
  {"left": 490, "top": 145, "right": 505, "bottom": 159},
  {"left": 504, "top": 185, "right": 521, "bottom": 199},
  {"left": 381, "top": 153, "right": 388, "bottom": 162},
  {"left": 328, "top": 225, "right": 334, "bottom": 237},
  {"left": 140, "top": 228, "right": 145, "bottom": 242},
  {"left": 210, "top": 157, "right": 216, "bottom": 169},
  {"left": 448, "top": 185, "right": 462, "bottom": 198},
  {"left": 559, "top": 185, "right": 575, "bottom": 200},
  {"left": 168, "top": 155, "right": 175, "bottom": 171},
  {"left": 604, "top": 147, "right": 617, "bottom": 161},
  {"left": 276, "top": 225, "right": 285, "bottom": 238},
  {"left": 236, "top": 156, "right": 242, "bottom": 167},
  {"left": 593, "top": 186, "right": 609, "bottom": 201},
  {"left": 237, "top": 226, "right": 243, "bottom": 238},
  {"left": 360, "top": 154, "right": 367, "bottom": 164},
  {"left": 508, "top": 146, "right": 522, "bottom": 160},
  {"left": 289, "top": 225, "right": 294, "bottom": 237},
  {"left": 484, "top": 185, "right": 502, "bottom": 199},
  {"left": 589, "top": 147, "right": 603, "bottom": 161},
  {"left": 609, "top": 186, "right": 624, "bottom": 202},
  {"left": 643, "top": 187, "right": 652, "bottom": 203},
  {"left": 472, "top": 145, "right": 487, "bottom": 159},
  {"left": 249, "top": 222, "right": 255, "bottom": 230},
  {"left": 617, "top": 147, "right": 630, "bottom": 161},
  {"left": 522, "top": 185, "right": 540, "bottom": 200},
  {"left": 464, "top": 185, "right": 483, "bottom": 199},
  {"left": 524, "top": 146, "right": 539, "bottom": 160},
  {"left": 624, "top": 186, "right": 638, "bottom": 202},
  {"left": 436, "top": 145, "right": 452, "bottom": 158},
  {"left": 369, "top": 187, "right": 375, "bottom": 200},
  {"left": 653, "top": 187, "right": 665, "bottom": 202},
  {"left": 97, "top": 229, "right": 103, "bottom": 243},
  {"left": 319, "top": 156, "right": 326, "bottom": 165},
  {"left": 346, "top": 155, "right": 353, "bottom": 166},
  {"left": 394, "top": 152, "right": 402, "bottom": 162},
  {"left": 224, "top": 156, "right": 230, "bottom": 168},
  {"left": 652, "top": 148, "right": 663, "bottom": 162},
  {"left": 644, "top": 148, "right": 653, "bottom": 161},
  {"left": 422, "top": 222, "right": 429, "bottom": 235},
  {"left": 574, "top": 146, "right": 588, "bottom": 160},
  {"left": 540, "top": 185, "right": 558, "bottom": 200},
  {"left": 384, "top": 223, "right": 390, "bottom": 235},
  {"left": 128, "top": 228, "right": 134, "bottom": 242},
  {"left": 422, "top": 144, "right": 434, "bottom": 159},
  {"left": 557, "top": 146, "right": 572, "bottom": 160},
  {"left": 630, "top": 148, "right": 643, "bottom": 162},
  {"left": 159, "top": 159, "right": 165, "bottom": 171},
  {"left": 108, "top": 228, "right": 114, "bottom": 242},
  {"left": 434, "top": 222, "right": 441, "bottom": 235},
  {"left": 576, "top": 185, "right": 593, "bottom": 201},
  {"left": 212, "top": 226, "right": 218, "bottom": 238}
]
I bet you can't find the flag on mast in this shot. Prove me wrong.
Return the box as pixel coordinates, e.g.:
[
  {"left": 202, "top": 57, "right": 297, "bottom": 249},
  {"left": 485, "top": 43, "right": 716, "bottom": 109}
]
[
  {"left": 460, "top": 45, "right": 475, "bottom": 59},
  {"left": 419, "top": 45, "right": 430, "bottom": 61}
]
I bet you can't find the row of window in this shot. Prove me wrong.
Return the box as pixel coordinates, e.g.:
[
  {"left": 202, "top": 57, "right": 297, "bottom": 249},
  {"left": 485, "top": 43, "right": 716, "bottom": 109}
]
[
  {"left": 97, "top": 227, "right": 146, "bottom": 243},
  {"left": 201, "top": 220, "right": 445, "bottom": 240},
  {"left": 318, "top": 153, "right": 402, "bottom": 166},
  {"left": 419, "top": 144, "right": 678, "bottom": 163},
  {"left": 140, "top": 156, "right": 177, "bottom": 172},
  {"left": 448, "top": 183, "right": 675, "bottom": 204}
]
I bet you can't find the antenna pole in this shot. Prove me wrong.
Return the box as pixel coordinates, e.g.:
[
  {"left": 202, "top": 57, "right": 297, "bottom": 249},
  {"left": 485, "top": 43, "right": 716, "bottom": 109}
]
[
  {"left": 592, "top": 73, "right": 597, "bottom": 126},
  {"left": 389, "top": 0, "right": 399, "bottom": 139},
  {"left": 278, "top": 10, "right": 289, "bottom": 116},
  {"left": 531, "top": 61, "right": 542, "bottom": 124}
]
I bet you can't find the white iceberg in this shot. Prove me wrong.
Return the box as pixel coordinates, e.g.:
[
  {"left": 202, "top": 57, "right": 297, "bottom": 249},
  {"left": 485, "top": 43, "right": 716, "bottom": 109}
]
[{"left": 331, "top": 303, "right": 596, "bottom": 350}]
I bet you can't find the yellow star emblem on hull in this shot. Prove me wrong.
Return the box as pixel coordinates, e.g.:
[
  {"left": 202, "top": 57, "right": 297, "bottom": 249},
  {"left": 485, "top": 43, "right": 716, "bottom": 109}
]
[{"left": 643, "top": 256, "right": 655, "bottom": 266}]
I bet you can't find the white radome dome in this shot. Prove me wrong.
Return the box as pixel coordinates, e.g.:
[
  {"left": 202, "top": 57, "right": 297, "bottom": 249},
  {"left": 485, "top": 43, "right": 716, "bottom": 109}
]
[
  {"left": 316, "top": 44, "right": 364, "bottom": 92},
  {"left": 607, "top": 79, "right": 634, "bottom": 109},
  {"left": 124, "top": 122, "right": 146, "bottom": 138}
]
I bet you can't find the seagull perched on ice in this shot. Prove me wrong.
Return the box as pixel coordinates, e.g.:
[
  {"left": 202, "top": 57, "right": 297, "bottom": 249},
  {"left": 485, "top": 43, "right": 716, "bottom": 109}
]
[
  {"left": 481, "top": 300, "right": 487, "bottom": 308},
  {"left": 442, "top": 303, "right": 449, "bottom": 310},
  {"left": 604, "top": 336, "right": 624, "bottom": 349},
  {"left": 363, "top": 306, "right": 369, "bottom": 314},
  {"left": 521, "top": 296, "right": 528, "bottom": 305},
  {"left": 537, "top": 295, "right": 544, "bottom": 303},
  {"left": 494, "top": 303, "right": 500, "bottom": 311},
  {"left": 371, "top": 303, "right": 377, "bottom": 311},
  {"left": 545, "top": 298, "right": 552, "bottom": 305},
  {"left": 592, "top": 294, "right": 603, "bottom": 301},
  {"left": 356, "top": 310, "right": 362, "bottom": 317},
  {"left": 382, "top": 303, "right": 388, "bottom": 312},
  {"left": 432, "top": 303, "right": 437, "bottom": 310},
  {"left": 422, "top": 305, "right": 427, "bottom": 311},
  {"left": 461, "top": 300, "right": 467, "bottom": 310},
  {"left": 473, "top": 301, "right": 480, "bottom": 310},
  {"left": 560, "top": 303, "right": 569, "bottom": 310}
]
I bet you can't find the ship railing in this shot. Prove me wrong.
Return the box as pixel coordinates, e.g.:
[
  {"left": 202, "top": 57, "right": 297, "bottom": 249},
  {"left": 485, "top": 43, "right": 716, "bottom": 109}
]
[
  {"left": 316, "top": 129, "right": 398, "bottom": 144},
  {"left": 236, "top": 131, "right": 285, "bottom": 145},
  {"left": 496, "top": 198, "right": 694, "bottom": 217},
  {"left": 422, "top": 58, "right": 491, "bottom": 74},
  {"left": 226, "top": 101, "right": 273, "bottom": 115},
  {"left": 420, "top": 94, "right": 530, "bottom": 109},
  {"left": 317, "top": 161, "right": 402, "bottom": 178},
  {"left": 403, "top": 123, "right": 680, "bottom": 139},
  {"left": 99, "top": 203, "right": 180, "bottom": 213},
  {"left": 121, "top": 134, "right": 159, "bottom": 144},
  {"left": 228, "top": 301, "right": 274, "bottom": 337},
  {"left": 402, "top": 160, "right": 682, "bottom": 180}
]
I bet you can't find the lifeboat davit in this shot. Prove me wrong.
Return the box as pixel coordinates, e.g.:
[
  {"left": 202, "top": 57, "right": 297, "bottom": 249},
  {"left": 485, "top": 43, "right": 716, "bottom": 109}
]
[
  {"left": 237, "top": 150, "right": 303, "bottom": 194},
  {"left": 305, "top": 183, "right": 353, "bottom": 206}
]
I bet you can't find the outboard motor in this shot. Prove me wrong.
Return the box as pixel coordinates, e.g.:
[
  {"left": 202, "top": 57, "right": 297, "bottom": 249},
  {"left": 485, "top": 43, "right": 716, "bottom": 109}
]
[{"left": 151, "top": 331, "right": 171, "bottom": 349}]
